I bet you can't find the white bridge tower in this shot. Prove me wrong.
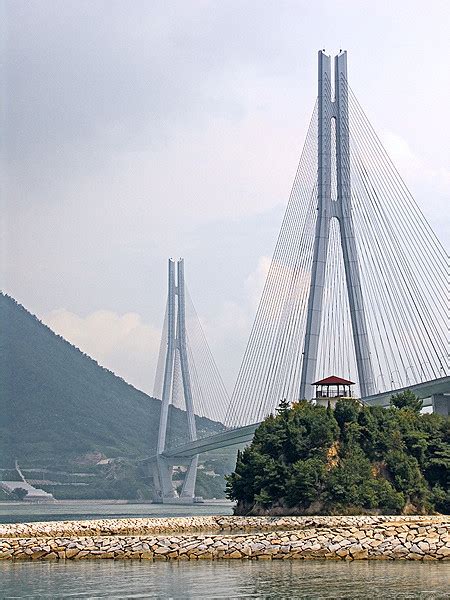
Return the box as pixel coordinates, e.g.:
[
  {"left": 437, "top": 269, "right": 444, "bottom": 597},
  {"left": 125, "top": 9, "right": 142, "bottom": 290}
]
[
  {"left": 299, "top": 50, "right": 375, "bottom": 400},
  {"left": 152, "top": 258, "right": 199, "bottom": 503}
]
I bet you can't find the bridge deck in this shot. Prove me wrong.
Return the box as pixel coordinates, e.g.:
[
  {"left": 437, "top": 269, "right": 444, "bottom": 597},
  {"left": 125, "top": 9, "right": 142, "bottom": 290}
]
[{"left": 363, "top": 376, "right": 450, "bottom": 407}]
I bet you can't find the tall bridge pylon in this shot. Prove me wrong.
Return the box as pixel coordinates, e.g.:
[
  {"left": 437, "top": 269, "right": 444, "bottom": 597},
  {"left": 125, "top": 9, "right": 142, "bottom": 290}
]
[
  {"left": 225, "top": 50, "right": 448, "bottom": 427},
  {"left": 153, "top": 259, "right": 198, "bottom": 502},
  {"left": 299, "top": 51, "right": 375, "bottom": 399},
  {"left": 152, "top": 258, "right": 229, "bottom": 503}
]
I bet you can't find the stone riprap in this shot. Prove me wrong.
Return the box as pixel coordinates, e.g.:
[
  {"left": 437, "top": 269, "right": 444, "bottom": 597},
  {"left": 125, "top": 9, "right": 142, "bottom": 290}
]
[
  {"left": 0, "top": 515, "right": 448, "bottom": 561},
  {"left": 1, "top": 514, "right": 445, "bottom": 539}
]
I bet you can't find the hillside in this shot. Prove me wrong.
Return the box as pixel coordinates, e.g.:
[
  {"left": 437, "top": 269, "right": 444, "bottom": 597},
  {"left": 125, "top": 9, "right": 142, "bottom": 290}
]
[
  {"left": 227, "top": 397, "right": 449, "bottom": 515},
  {"left": 0, "top": 293, "right": 223, "bottom": 471}
]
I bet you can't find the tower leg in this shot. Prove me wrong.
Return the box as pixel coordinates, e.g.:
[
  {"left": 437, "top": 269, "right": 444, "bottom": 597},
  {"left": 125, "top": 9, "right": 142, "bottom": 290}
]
[
  {"left": 299, "top": 51, "right": 332, "bottom": 400},
  {"left": 155, "top": 259, "right": 178, "bottom": 500},
  {"left": 157, "top": 456, "right": 177, "bottom": 499},
  {"left": 157, "top": 260, "right": 176, "bottom": 456},
  {"left": 432, "top": 394, "right": 449, "bottom": 416},
  {"left": 176, "top": 259, "right": 199, "bottom": 499},
  {"left": 176, "top": 259, "right": 198, "bottom": 443},
  {"left": 334, "top": 52, "right": 375, "bottom": 397},
  {"left": 180, "top": 456, "right": 199, "bottom": 498}
]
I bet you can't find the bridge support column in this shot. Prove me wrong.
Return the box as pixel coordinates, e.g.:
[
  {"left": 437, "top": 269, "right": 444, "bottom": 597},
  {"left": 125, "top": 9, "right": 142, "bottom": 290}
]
[
  {"left": 180, "top": 456, "right": 198, "bottom": 498},
  {"left": 151, "top": 456, "right": 176, "bottom": 501},
  {"left": 299, "top": 50, "right": 375, "bottom": 399},
  {"left": 431, "top": 394, "right": 449, "bottom": 416},
  {"left": 154, "top": 259, "right": 199, "bottom": 503}
]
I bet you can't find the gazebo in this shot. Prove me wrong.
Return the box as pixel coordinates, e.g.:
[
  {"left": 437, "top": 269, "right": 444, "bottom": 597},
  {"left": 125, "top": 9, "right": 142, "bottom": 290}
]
[{"left": 313, "top": 376, "right": 355, "bottom": 407}]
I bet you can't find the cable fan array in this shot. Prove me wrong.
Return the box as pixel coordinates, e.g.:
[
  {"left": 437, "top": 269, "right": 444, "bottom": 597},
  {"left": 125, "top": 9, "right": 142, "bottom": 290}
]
[
  {"left": 153, "top": 286, "right": 229, "bottom": 446},
  {"left": 347, "top": 85, "right": 447, "bottom": 392},
  {"left": 225, "top": 81, "right": 448, "bottom": 428},
  {"left": 225, "top": 104, "right": 319, "bottom": 427}
]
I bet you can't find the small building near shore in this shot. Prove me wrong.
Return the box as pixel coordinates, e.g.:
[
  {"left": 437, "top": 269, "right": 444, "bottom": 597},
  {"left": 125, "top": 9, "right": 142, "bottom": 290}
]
[{"left": 313, "top": 375, "right": 356, "bottom": 409}]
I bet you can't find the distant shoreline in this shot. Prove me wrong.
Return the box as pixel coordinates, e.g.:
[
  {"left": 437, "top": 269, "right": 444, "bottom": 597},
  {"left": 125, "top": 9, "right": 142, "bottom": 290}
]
[{"left": 0, "top": 498, "right": 233, "bottom": 505}]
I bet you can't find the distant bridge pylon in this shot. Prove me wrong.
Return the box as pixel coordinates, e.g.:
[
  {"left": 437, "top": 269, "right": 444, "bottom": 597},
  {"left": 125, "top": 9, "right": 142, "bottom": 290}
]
[{"left": 151, "top": 258, "right": 229, "bottom": 503}]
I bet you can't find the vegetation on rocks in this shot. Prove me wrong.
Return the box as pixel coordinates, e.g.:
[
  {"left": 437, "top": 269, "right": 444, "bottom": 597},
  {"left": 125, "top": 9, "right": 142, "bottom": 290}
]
[{"left": 226, "top": 394, "right": 449, "bottom": 515}]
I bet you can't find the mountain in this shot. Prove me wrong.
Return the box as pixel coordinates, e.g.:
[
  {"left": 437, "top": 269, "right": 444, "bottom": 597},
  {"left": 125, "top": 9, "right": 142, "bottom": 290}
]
[{"left": 0, "top": 293, "right": 223, "bottom": 470}]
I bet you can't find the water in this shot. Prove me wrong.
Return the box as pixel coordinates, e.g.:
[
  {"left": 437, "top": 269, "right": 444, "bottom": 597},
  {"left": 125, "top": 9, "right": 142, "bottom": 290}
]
[
  {"left": 1, "top": 560, "right": 448, "bottom": 599},
  {"left": 0, "top": 500, "right": 234, "bottom": 524},
  {"left": 1, "top": 502, "right": 449, "bottom": 598}
]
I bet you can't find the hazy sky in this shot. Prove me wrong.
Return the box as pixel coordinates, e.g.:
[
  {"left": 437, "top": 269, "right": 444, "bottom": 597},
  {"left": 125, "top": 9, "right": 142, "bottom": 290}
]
[{"left": 2, "top": 0, "right": 449, "bottom": 395}]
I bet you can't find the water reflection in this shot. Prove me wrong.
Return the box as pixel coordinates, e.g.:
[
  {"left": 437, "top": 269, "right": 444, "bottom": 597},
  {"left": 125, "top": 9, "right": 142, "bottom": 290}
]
[{"left": 1, "top": 560, "right": 448, "bottom": 599}]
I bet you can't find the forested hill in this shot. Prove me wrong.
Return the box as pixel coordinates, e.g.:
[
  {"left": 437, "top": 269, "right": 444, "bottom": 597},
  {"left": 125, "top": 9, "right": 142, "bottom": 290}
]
[
  {"left": 227, "top": 397, "right": 449, "bottom": 515},
  {"left": 0, "top": 293, "right": 223, "bottom": 468}
]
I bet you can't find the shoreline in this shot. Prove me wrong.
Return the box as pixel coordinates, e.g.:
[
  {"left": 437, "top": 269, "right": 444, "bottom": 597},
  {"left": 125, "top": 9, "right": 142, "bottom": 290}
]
[{"left": 1, "top": 515, "right": 448, "bottom": 561}]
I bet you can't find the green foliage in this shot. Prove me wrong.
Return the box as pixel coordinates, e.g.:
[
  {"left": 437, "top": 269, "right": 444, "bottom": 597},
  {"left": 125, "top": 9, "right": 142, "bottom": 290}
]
[
  {"left": 0, "top": 470, "right": 21, "bottom": 481},
  {"left": 334, "top": 398, "right": 360, "bottom": 429},
  {"left": 285, "top": 457, "right": 326, "bottom": 508},
  {"left": 0, "top": 293, "right": 228, "bottom": 500},
  {"left": 431, "top": 485, "right": 450, "bottom": 514},
  {"left": 0, "top": 293, "right": 223, "bottom": 465},
  {"left": 227, "top": 397, "right": 449, "bottom": 515},
  {"left": 390, "top": 390, "right": 423, "bottom": 413},
  {"left": 194, "top": 470, "right": 227, "bottom": 499},
  {"left": 11, "top": 487, "right": 28, "bottom": 501},
  {"left": 0, "top": 488, "right": 10, "bottom": 500}
]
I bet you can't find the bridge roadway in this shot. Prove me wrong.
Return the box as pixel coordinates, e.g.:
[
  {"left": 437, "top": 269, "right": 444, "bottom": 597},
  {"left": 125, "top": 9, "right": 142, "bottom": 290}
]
[
  {"left": 146, "top": 376, "right": 449, "bottom": 462},
  {"left": 363, "top": 376, "right": 449, "bottom": 408}
]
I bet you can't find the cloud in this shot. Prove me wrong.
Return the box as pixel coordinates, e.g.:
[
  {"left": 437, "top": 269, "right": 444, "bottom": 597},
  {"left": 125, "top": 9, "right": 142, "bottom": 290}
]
[
  {"left": 42, "top": 308, "right": 161, "bottom": 395},
  {"left": 244, "top": 255, "right": 272, "bottom": 310},
  {"left": 40, "top": 255, "right": 272, "bottom": 397},
  {"left": 3, "top": 0, "right": 449, "bottom": 402}
]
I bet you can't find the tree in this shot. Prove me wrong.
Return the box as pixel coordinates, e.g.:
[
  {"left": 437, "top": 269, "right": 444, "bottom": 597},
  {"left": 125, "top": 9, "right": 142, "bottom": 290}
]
[
  {"left": 390, "top": 390, "right": 423, "bottom": 413},
  {"left": 11, "top": 487, "right": 28, "bottom": 501},
  {"left": 334, "top": 398, "right": 360, "bottom": 429},
  {"left": 227, "top": 396, "right": 449, "bottom": 515},
  {"left": 276, "top": 398, "right": 290, "bottom": 416},
  {"left": 285, "top": 457, "right": 326, "bottom": 508}
]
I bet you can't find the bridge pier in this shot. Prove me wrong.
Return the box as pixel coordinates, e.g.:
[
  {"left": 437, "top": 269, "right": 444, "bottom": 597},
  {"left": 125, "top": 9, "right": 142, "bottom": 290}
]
[
  {"left": 151, "top": 456, "right": 176, "bottom": 501},
  {"left": 431, "top": 394, "right": 449, "bottom": 416},
  {"left": 153, "top": 259, "right": 200, "bottom": 504},
  {"left": 150, "top": 456, "right": 198, "bottom": 504}
]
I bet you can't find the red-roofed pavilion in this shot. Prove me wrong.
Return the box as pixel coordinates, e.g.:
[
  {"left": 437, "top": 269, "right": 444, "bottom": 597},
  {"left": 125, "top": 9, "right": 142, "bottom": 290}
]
[{"left": 313, "top": 375, "right": 355, "bottom": 400}]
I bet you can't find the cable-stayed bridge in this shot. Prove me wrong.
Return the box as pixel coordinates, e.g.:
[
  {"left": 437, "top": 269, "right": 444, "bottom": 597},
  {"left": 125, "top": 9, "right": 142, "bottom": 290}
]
[{"left": 148, "top": 50, "right": 449, "bottom": 503}]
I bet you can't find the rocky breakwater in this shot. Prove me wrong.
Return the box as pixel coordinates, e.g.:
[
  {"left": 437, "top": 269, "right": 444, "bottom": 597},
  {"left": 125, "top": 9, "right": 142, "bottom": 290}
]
[{"left": 0, "top": 515, "right": 448, "bottom": 561}]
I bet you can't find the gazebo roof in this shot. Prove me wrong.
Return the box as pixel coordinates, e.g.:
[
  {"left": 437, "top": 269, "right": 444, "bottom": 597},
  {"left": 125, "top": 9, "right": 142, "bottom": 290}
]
[{"left": 313, "top": 375, "right": 355, "bottom": 386}]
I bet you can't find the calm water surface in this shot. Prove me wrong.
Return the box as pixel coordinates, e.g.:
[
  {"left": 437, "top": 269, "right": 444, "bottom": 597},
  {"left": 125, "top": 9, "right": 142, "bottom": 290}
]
[
  {"left": 1, "top": 560, "right": 449, "bottom": 599},
  {"left": 1, "top": 502, "right": 449, "bottom": 598},
  {"left": 0, "top": 500, "right": 234, "bottom": 524}
]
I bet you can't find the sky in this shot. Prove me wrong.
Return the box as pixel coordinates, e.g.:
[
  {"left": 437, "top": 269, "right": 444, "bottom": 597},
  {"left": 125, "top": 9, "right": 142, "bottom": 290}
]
[{"left": 2, "top": 0, "right": 449, "bottom": 396}]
